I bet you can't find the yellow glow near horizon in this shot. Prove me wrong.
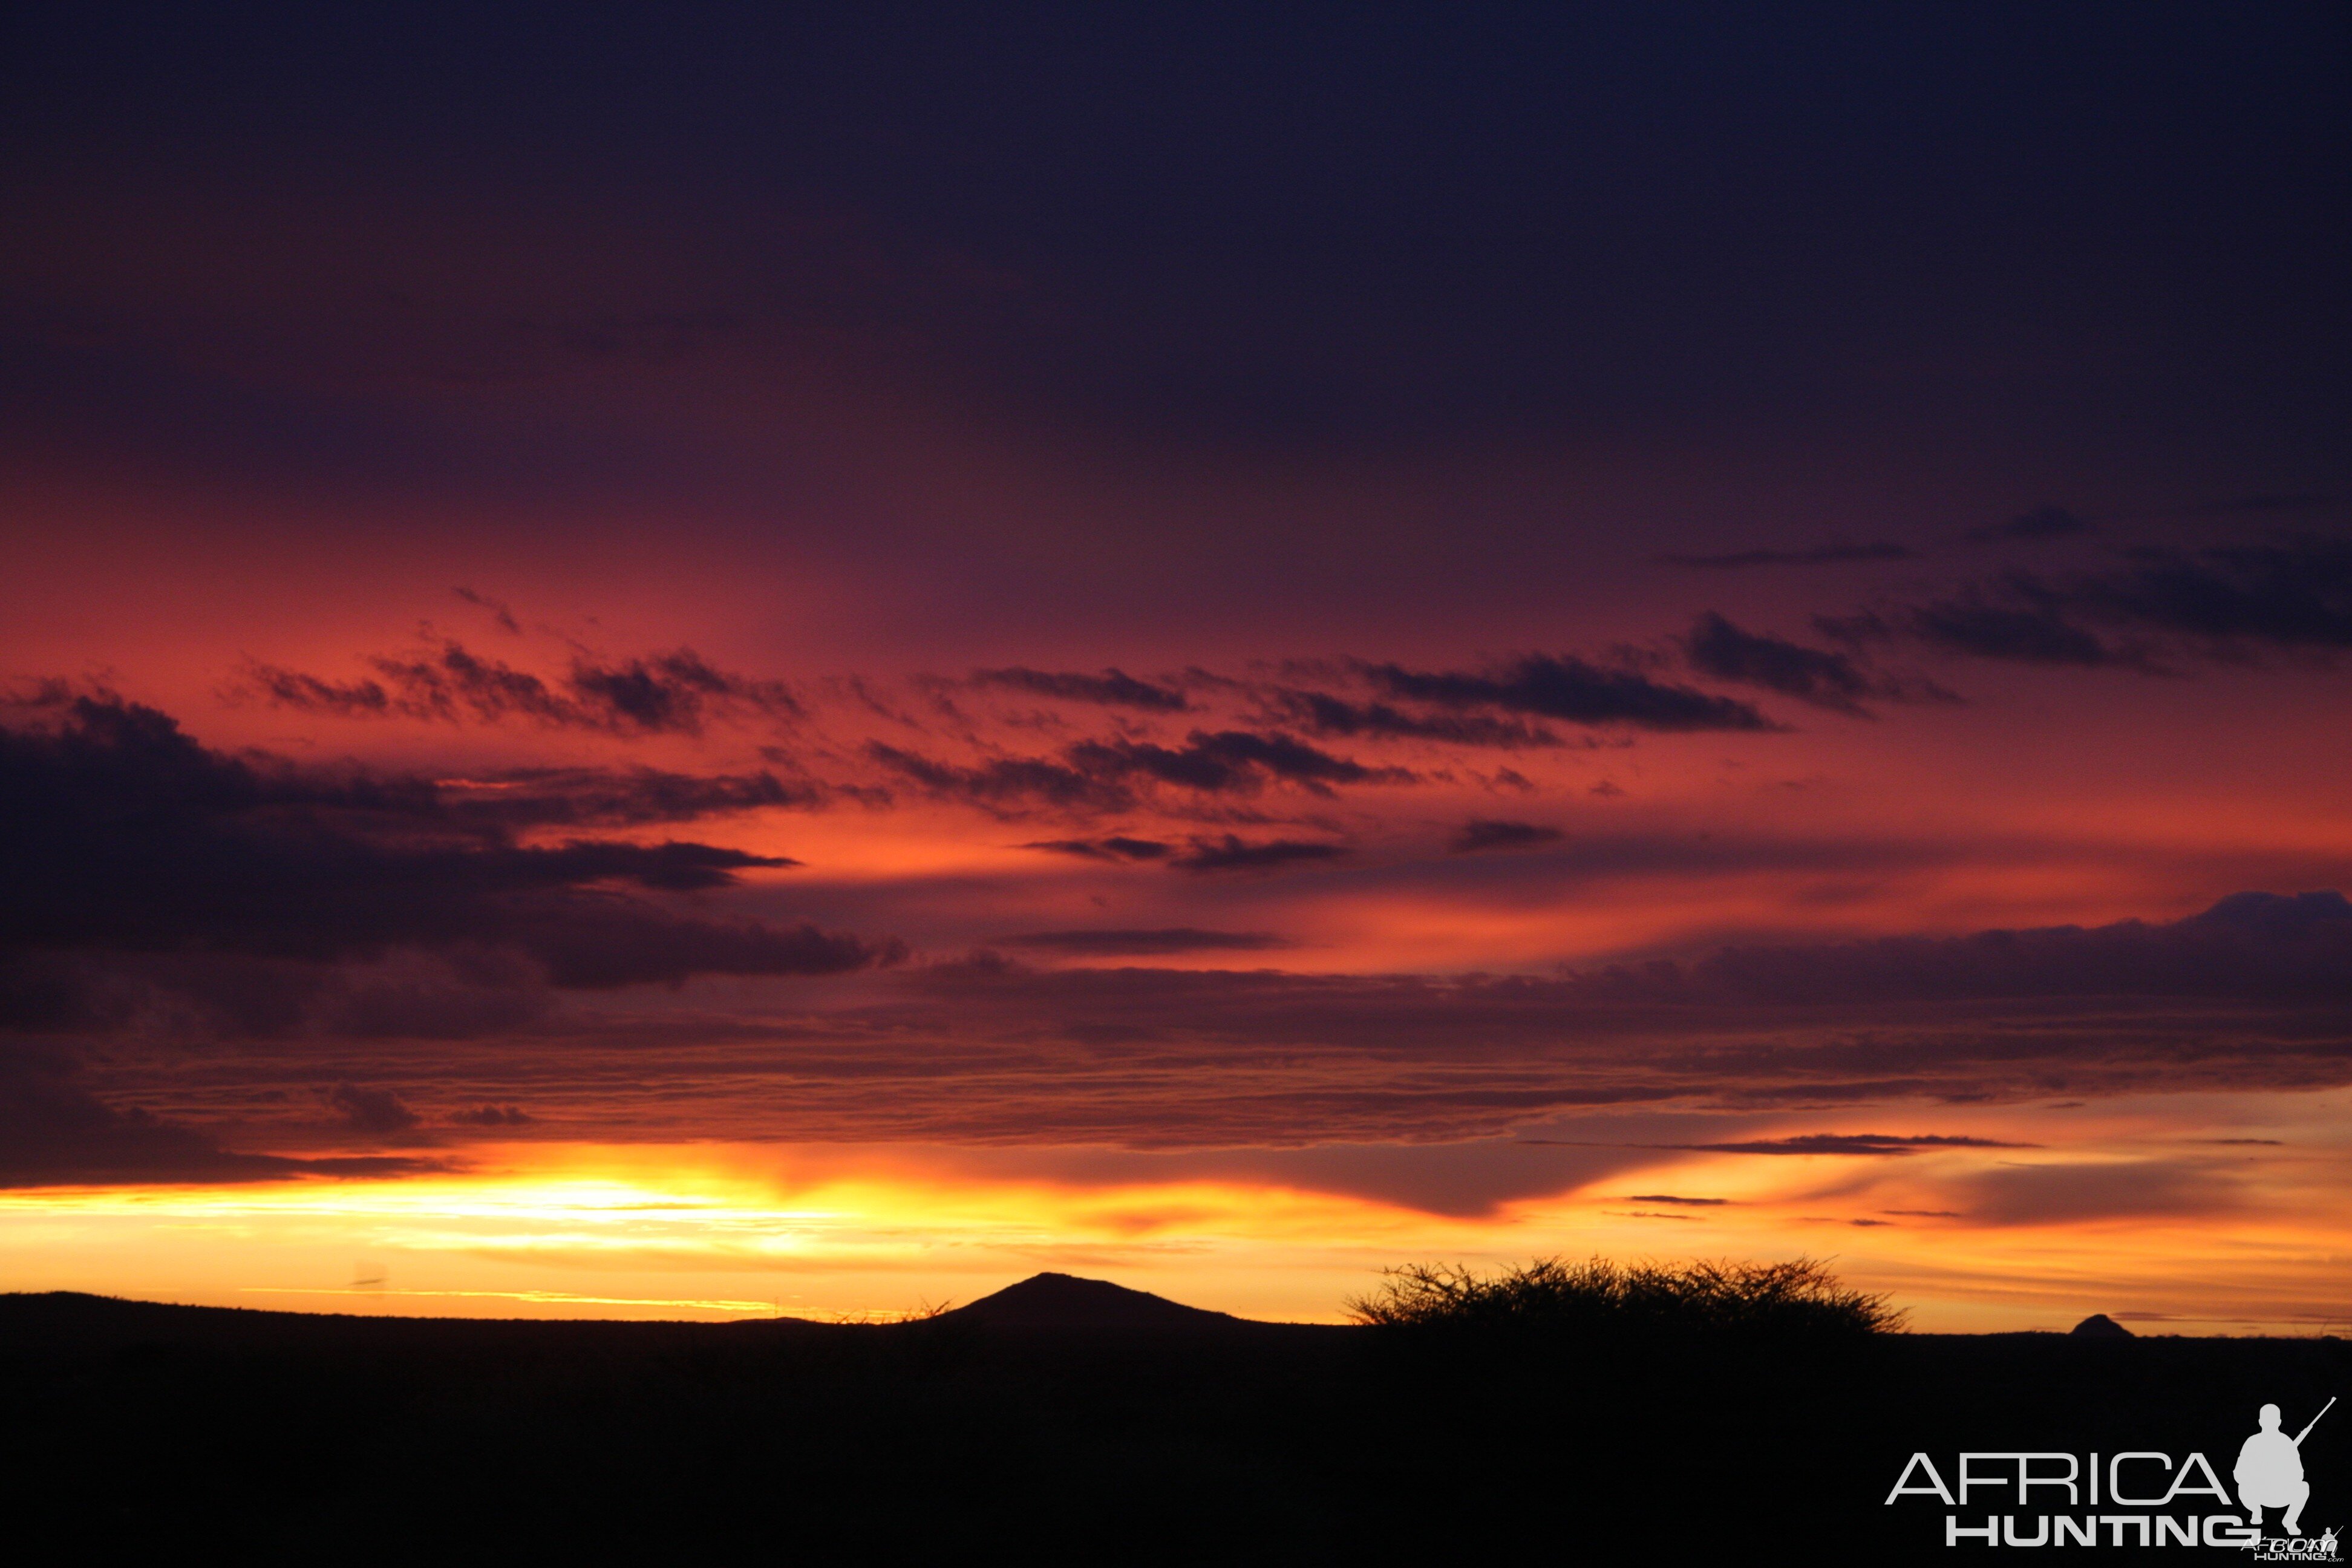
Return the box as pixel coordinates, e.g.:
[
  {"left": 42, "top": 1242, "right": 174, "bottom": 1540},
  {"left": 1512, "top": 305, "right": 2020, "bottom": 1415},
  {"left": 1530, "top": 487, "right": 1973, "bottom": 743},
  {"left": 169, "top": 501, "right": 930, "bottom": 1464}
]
[
  {"left": 3, "top": 1106, "right": 2346, "bottom": 1333},
  {"left": 0, "top": 1154, "right": 1462, "bottom": 1322}
]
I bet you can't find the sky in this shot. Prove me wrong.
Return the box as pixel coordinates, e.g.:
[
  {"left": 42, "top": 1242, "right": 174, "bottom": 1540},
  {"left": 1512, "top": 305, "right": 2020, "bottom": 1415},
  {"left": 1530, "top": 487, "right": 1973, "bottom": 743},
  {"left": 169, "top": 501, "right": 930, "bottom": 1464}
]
[{"left": 3, "top": 4, "right": 2350, "bottom": 1329}]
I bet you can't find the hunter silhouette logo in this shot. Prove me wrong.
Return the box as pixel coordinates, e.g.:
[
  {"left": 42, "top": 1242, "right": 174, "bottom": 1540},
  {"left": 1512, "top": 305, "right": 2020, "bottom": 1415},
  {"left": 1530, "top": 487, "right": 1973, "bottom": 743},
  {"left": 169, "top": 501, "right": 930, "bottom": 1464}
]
[
  {"left": 1884, "top": 1393, "right": 2338, "bottom": 1551},
  {"left": 2240, "top": 1397, "right": 2331, "bottom": 1537}
]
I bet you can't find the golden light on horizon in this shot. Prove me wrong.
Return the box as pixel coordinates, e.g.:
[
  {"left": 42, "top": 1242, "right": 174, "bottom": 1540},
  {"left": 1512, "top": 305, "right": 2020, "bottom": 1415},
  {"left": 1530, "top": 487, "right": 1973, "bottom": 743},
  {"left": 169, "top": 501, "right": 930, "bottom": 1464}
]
[{"left": 5, "top": 1102, "right": 2346, "bottom": 1334}]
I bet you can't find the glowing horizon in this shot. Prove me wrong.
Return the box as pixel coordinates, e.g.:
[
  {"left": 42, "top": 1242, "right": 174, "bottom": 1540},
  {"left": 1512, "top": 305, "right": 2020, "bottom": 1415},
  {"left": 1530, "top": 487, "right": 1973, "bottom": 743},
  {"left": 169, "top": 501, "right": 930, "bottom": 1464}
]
[{"left": 8, "top": 1088, "right": 2346, "bottom": 1334}]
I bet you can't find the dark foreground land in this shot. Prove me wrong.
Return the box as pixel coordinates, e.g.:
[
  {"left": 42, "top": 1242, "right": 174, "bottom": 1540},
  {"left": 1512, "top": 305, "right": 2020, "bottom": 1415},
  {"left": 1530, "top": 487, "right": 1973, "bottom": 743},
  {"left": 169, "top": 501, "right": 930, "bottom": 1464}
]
[{"left": 3, "top": 1276, "right": 2344, "bottom": 1563}]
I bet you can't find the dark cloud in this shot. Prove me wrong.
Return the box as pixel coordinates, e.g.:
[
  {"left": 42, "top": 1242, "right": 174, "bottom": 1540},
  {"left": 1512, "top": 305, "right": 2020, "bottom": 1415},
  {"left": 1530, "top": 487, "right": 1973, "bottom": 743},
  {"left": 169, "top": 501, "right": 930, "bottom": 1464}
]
[
  {"left": 0, "top": 951, "right": 123, "bottom": 1035},
  {"left": 790, "top": 890, "right": 2352, "bottom": 1143},
  {"left": 1624, "top": 1194, "right": 1730, "bottom": 1206},
  {"left": 567, "top": 650, "right": 798, "bottom": 732},
  {"left": 1660, "top": 541, "right": 1916, "bottom": 569},
  {"left": 1448, "top": 820, "right": 1564, "bottom": 855},
  {"left": 0, "top": 1052, "right": 431, "bottom": 1187},
  {"left": 906, "top": 1136, "right": 1680, "bottom": 1220},
  {"left": 244, "top": 641, "right": 799, "bottom": 734},
  {"left": 1068, "top": 730, "right": 1403, "bottom": 796},
  {"left": 516, "top": 907, "right": 894, "bottom": 991},
  {"left": 924, "top": 887, "right": 2352, "bottom": 1021},
  {"left": 2076, "top": 539, "right": 2352, "bottom": 652},
  {"left": 1903, "top": 595, "right": 2120, "bottom": 665},
  {"left": 876, "top": 729, "right": 1399, "bottom": 812},
  {"left": 2188, "top": 889, "right": 2352, "bottom": 940},
  {"left": 1621, "top": 889, "right": 2352, "bottom": 1007},
  {"left": 1171, "top": 836, "right": 1350, "bottom": 874},
  {"left": 1968, "top": 505, "right": 2092, "bottom": 542},
  {"left": 451, "top": 1103, "right": 532, "bottom": 1127},
  {"left": 974, "top": 667, "right": 1190, "bottom": 711},
  {"left": 0, "top": 946, "right": 553, "bottom": 1044},
  {"left": 439, "top": 766, "right": 826, "bottom": 830},
  {"left": 1267, "top": 689, "right": 1561, "bottom": 750},
  {"left": 1018, "top": 836, "right": 1172, "bottom": 862},
  {"left": 452, "top": 586, "right": 521, "bottom": 632},
  {"left": 1819, "top": 593, "right": 2120, "bottom": 667},
  {"left": 0, "top": 696, "right": 898, "bottom": 993},
  {"left": 866, "top": 743, "right": 1125, "bottom": 812},
  {"left": 320, "top": 967, "right": 553, "bottom": 1040},
  {"left": 1835, "top": 538, "right": 2352, "bottom": 669},
  {"left": 1002, "top": 929, "right": 1288, "bottom": 956},
  {"left": 931, "top": 893, "right": 2352, "bottom": 1081},
  {"left": 1666, "top": 1132, "right": 2033, "bottom": 1155},
  {"left": 1682, "top": 613, "right": 1884, "bottom": 713},
  {"left": 328, "top": 1083, "right": 420, "bottom": 1134},
  {"left": 1366, "top": 655, "right": 1772, "bottom": 731}
]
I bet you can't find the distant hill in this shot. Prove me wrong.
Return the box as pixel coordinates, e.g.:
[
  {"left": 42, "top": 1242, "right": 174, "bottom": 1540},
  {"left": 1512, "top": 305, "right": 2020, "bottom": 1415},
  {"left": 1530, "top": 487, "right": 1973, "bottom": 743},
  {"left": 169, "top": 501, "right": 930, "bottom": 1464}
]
[
  {"left": 938, "top": 1272, "right": 1259, "bottom": 1330},
  {"left": 0, "top": 1277, "right": 1286, "bottom": 1340}
]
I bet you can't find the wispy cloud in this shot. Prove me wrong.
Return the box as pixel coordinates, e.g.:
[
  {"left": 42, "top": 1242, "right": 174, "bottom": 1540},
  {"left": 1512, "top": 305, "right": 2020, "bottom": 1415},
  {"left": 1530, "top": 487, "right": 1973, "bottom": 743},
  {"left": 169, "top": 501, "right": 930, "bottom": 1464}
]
[
  {"left": 1365, "top": 654, "right": 1772, "bottom": 731},
  {"left": 242, "top": 640, "right": 801, "bottom": 734},
  {"left": 973, "top": 667, "right": 1191, "bottom": 711}
]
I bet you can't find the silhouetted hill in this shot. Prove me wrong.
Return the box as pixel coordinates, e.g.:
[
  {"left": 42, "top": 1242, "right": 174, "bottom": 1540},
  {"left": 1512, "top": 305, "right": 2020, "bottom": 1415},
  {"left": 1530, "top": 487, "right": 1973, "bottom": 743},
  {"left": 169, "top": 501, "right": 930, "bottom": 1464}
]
[
  {"left": 939, "top": 1271, "right": 1262, "bottom": 1330},
  {"left": 0, "top": 1275, "right": 1275, "bottom": 1341}
]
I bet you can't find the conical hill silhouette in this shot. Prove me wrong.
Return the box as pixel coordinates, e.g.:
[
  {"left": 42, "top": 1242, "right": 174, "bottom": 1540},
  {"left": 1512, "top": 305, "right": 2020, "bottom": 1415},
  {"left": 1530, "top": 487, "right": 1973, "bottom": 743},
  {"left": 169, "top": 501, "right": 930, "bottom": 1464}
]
[{"left": 939, "top": 1272, "right": 1251, "bottom": 1330}]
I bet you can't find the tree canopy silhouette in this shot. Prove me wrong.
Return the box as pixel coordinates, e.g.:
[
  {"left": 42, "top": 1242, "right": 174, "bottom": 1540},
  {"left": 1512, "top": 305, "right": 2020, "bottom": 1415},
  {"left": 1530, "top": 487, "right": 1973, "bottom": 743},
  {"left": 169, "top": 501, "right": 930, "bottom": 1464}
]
[{"left": 1347, "top": 1256, "right": 1903, "bottom": 1339}]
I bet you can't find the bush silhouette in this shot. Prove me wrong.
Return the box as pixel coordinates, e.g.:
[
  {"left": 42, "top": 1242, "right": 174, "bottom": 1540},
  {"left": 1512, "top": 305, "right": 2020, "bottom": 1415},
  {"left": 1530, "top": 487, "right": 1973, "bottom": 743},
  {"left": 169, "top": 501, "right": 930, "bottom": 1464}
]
[{"left": 1346, "top": 1255, "right": 1903, "bottom": 1339}]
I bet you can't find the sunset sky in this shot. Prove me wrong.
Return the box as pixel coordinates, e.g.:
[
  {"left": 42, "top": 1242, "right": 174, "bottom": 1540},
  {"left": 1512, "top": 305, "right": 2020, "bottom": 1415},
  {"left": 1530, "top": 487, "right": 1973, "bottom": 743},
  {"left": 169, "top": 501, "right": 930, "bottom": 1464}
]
[{"left": 4, "top": 6, "right": 2349, "bottom": 1330}]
